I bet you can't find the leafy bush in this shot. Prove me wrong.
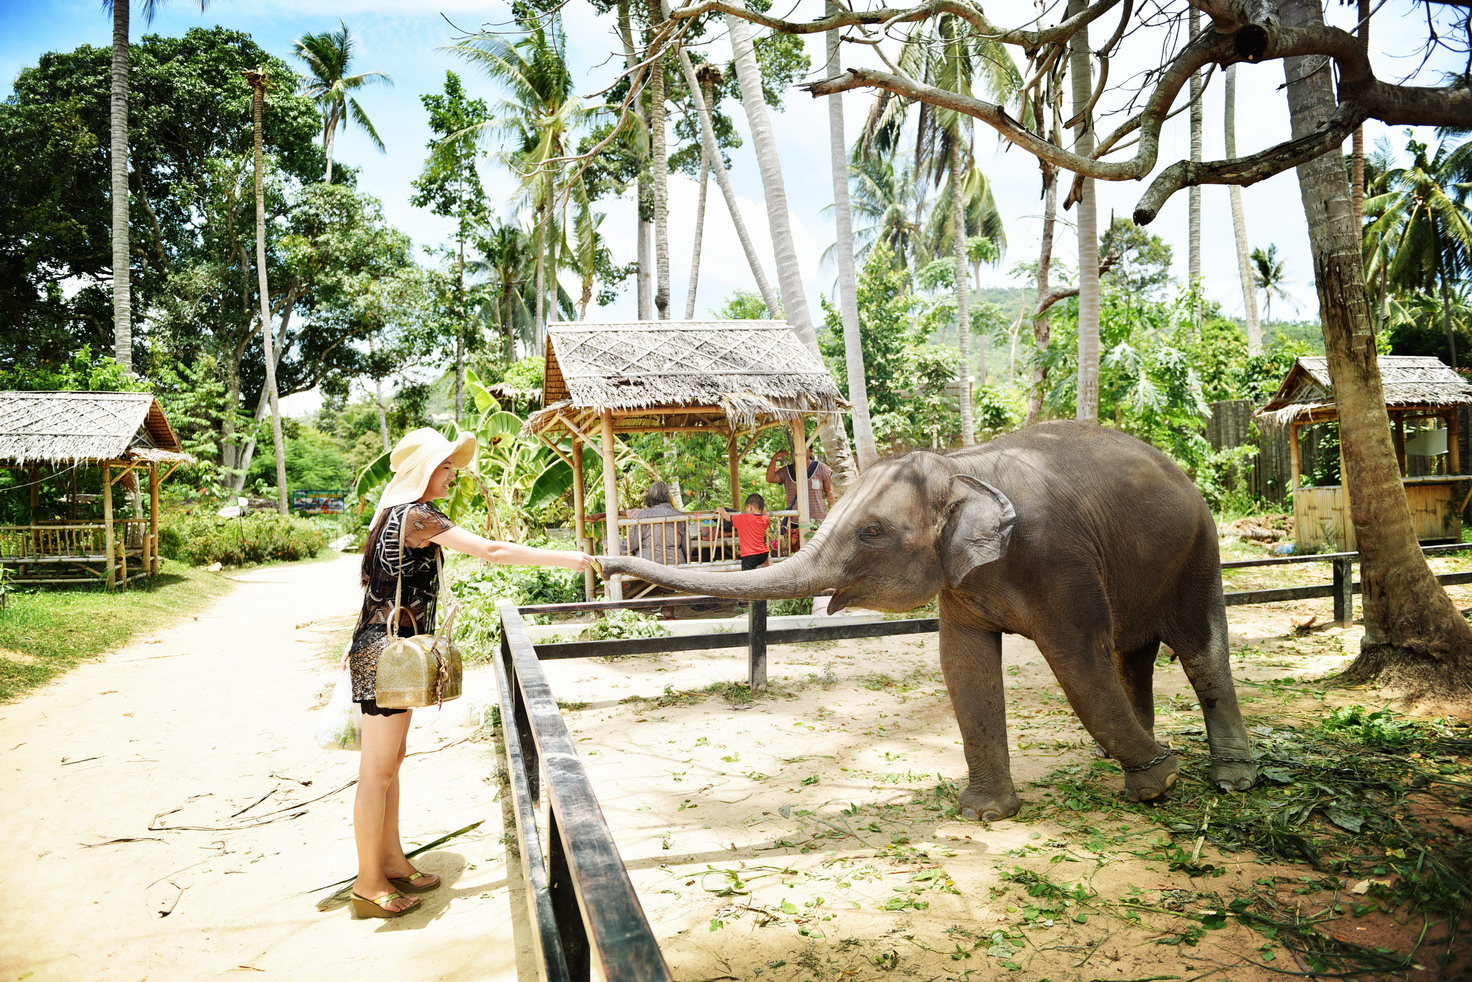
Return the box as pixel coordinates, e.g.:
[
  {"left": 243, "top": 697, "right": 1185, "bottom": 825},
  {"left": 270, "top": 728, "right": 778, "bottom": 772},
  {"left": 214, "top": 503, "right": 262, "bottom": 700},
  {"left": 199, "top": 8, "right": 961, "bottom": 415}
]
[
  {"left": 1314, "top": 704, "right": 1442, "bottom": 747},
  {"left": 450, "top": 560, "right": 585, "bottom": 661},
  {"left": 769, "top": 596, "right": 814, "bottom": 616},
  {"left": 158, "top": 511, "right": 329, "bottom": 567},
  {"left": 577, "top": 608, "right": 670, "bottom": 641}
]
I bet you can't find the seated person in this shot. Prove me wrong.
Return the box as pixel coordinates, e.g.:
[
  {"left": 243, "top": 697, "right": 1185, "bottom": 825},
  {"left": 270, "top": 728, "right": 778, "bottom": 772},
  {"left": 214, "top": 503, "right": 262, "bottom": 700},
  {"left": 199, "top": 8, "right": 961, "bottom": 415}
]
[{"left": 628, "top": 481, "right": 689, "bottom": 566}]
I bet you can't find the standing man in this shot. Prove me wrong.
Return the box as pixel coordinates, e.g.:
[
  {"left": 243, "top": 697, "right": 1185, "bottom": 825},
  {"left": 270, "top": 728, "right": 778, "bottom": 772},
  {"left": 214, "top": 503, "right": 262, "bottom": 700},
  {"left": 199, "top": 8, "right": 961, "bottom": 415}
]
[{"left": 767, "top": 445, "right": 834, "bottom": 525}]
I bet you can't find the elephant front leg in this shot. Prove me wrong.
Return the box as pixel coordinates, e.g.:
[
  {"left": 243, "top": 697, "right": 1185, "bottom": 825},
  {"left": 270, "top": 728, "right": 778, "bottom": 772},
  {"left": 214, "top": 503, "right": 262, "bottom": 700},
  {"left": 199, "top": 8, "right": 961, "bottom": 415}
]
[{"left": 938, "top": 597, "right": 1019, "bottom": 821}]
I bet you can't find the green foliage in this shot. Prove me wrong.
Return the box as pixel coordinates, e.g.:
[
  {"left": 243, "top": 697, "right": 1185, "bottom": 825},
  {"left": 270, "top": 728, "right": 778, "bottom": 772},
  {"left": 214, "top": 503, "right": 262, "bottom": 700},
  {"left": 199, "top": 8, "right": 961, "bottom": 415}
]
[
  {"left": 246, "top": 419, "right": 354, "bottom": 492},
  {"left": 769, "top": 597, "right": 814, "bottom": 616},
  {"left": 714, "top": 289, "right": 776, "bottom": 320},
  {"left": 0, "top": 565, "right": 234, "bottom": 701},
  {"left": 1313, "top": 704, "right": 1439, "bottom": 747},
  {"left": 1099, "top": 217, "right": 1174, "bottom": 297},
  {"left": 502, "top": 357, "right": 545, "bottom": 390},
  {"left": 449, "top": 558, "right": 584, "bottom": 659},
  {"left": 157, "top": 512, "right": 329, "bottom": 567},
  {"left": 0, "top": 346, "right": 145, "bottom": 393},
  {"left": 577, "top": 608, "right": 671, "bottom": 641}
]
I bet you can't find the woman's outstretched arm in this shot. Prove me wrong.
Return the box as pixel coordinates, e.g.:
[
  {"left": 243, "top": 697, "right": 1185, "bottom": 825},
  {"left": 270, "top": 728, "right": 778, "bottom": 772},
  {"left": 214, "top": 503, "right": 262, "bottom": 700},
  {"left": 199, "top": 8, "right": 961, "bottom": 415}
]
[{"left": 429, "top": 525, "right": 593, "bottom": 572}]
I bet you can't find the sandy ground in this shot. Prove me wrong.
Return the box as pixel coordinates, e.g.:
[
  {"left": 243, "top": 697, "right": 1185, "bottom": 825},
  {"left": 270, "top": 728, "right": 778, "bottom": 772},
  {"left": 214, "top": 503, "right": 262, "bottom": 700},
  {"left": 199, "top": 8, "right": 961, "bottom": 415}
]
[
  {"left": 0, "top": 554, "right": 529, "bottom": 982},
  {"left": 1, "top": 552, "right": 1465, "bottom": 981}
]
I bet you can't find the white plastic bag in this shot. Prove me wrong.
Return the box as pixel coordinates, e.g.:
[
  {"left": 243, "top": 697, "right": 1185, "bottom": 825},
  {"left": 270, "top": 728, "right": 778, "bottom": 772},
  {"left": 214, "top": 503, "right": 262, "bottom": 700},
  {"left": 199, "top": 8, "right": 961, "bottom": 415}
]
[{"left": 314, "top": 669, "right": 361, "bottom": 751}]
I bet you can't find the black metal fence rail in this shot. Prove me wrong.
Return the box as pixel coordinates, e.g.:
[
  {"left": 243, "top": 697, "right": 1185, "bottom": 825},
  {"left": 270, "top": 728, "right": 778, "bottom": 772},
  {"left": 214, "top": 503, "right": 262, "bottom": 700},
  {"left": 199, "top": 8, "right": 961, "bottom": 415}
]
[{"left": 494, "top": 600, "right": 673, "bottom": 982}]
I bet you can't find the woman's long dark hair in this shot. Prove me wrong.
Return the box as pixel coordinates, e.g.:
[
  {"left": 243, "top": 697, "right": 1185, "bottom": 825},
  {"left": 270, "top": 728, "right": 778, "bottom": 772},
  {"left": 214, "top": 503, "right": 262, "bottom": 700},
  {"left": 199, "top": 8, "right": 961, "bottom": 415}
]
[{"left": 360, "top": 508, "right": 393, "bottom": 586}]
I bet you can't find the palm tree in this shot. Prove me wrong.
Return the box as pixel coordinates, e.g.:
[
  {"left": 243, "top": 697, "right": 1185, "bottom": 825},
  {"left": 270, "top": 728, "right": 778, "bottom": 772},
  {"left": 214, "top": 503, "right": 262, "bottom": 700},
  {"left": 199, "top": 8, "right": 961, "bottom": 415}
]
[
  {"left": 450, "top": 18, "right": 588, "bottom": 349},
  {"left": 826, "top": 3, "right": 877, "bottom": 469},
  {"left": 1224, "top": 64, "right": 1262, "bottom": 353},
  {"left": 1251, "top": 244, "right": 1291, "bottom": 324},
  {"left": 844, "top": 152, "right": 924, "bottom": 271},
  {"left": 725, "top": 0, "right": 854, "bottom": 482},
  {"left": 294, "top": 22, "right": 392, "bottom": 184},
  {"left": 645, "top": 0, "right": 671, "bottom": 319},
  {"left": 103, "top": 0, "right": 212, "bottom": 373},
  {"left": 684, "top": 63, "right": 721, "bottom": 319},
  {"left": 1067, "top": 0, "right": 1100, "bottom": 423},
  {"left": 1187, "top": 5, "right": 1203, "bottom": 295},
  {"left": 472, "top": 223, "right": 536, "bottom": 362},
  {"left": 1362, "top": 137, "right": 1472, "bottom": 367},
  {"left": 859, "top": 13, "right": 1018, "bottom": 443}
]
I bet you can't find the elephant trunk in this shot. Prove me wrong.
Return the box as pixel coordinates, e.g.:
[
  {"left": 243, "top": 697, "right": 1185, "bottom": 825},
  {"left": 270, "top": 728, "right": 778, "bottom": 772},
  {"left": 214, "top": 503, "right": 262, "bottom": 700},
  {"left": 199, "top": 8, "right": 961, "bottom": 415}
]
[{"left": 599, "top": 536, "right": 835, "bottom": 601}]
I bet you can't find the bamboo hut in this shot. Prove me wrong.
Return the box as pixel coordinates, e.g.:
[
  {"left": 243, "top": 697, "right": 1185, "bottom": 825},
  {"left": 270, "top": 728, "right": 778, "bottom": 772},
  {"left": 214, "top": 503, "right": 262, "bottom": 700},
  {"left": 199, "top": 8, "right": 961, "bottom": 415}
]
[
  {"left": 523, "top": 321, "right": 844, "bottom": 600},
  {"left": 1255, "top": 356, "right": 1472, "bottom": 551},
  {"left": 0, "top": 391, "right": 194, "bottom": 587}
]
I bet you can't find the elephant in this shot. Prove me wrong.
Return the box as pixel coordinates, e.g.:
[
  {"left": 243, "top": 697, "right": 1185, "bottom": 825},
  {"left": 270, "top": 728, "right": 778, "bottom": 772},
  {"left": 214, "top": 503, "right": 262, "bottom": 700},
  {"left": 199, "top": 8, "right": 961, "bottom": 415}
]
[{"left": 598, "top": 421, "right": 1257, "bottom": 821}]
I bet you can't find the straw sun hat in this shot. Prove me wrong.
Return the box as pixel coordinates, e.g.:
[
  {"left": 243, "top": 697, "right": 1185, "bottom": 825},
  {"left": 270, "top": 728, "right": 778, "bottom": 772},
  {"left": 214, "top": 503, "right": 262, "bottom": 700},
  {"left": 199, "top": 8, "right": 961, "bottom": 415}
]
[{"left": 372, "top": 427, "right": 476, "bottom": 524}]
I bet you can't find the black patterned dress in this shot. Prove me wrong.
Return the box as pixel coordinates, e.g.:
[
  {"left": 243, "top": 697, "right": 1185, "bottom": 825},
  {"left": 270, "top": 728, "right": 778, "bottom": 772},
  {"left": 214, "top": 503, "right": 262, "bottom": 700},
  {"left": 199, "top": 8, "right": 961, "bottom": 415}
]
[{"left": 348, "top": 502, "right": 456, "bottom": 703}]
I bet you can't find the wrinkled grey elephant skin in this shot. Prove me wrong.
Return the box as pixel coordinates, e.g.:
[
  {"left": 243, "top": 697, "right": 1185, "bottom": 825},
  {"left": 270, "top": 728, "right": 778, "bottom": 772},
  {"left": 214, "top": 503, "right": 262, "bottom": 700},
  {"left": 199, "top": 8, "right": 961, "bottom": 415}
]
[{"left": 600, "top": 421, "right": 1257, "bottom": 821}]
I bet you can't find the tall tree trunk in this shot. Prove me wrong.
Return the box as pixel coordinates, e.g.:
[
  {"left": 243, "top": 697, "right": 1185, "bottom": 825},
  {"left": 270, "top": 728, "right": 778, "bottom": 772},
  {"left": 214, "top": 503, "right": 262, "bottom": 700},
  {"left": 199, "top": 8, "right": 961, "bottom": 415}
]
[
  {"left": 951, "top": 133, "right": 975, "bottom": 446},
  {"left": 826, "top": 10, "right": 877, "bottom": 468},
  {"left": 1187, "top": 5, "right": 1203, "bottom": 304},
  {"left": 1026, "top": 116, "right": 1061, "bottom": 426},
  {"left": 617, "top": 0, "right": 653, "bottom": 321},
  {"left": 323, "top": 112, "right": 337, "bottom": 184},
  {"left": 685, "top": 148, "right": 710, "bottom": 319},
  {"left": 1224, "top": 64, "right": 1262, "bottom": 354},
  {"left": 1067, "top": 0, "right": 1100, "bottom": 423},
  {"left": 455, "top": 232, "right": 465, "bottom": 422},
  {"left": 671, "top": 40, "right": 779, "bottom": 315},
  {"left": 246, "top": 70, "right": 289, "bottom": 515},
  {"left": 1281, "top": 0, "right": 1472, "bottom": 699},
  {"left": 646, "top": 0, "right": 671, "bottom": 319},
  {"left": 725, "top": 2, "right": 854, "bottom": 486},
  {"left": 110, "top": 0, "right": 133, "bottom": 373},
  {"left": 1351, "top": 0, "right": 1369, "bottom": 224},
  {"left": 533, "top": 202, "right": 547, "bottom": 347}
]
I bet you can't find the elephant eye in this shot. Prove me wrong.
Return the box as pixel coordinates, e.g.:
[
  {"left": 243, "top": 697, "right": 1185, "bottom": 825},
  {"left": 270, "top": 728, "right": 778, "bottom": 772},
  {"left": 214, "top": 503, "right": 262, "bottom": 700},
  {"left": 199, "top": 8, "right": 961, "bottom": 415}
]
[{"left": 859, "top": 522, "right": 884, "bottom": 539}]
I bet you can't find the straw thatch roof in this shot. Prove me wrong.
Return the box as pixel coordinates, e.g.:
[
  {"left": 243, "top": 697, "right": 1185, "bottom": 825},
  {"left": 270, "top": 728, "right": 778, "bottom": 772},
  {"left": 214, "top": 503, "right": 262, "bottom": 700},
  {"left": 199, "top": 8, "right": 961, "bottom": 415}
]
[
  {"left": 0, "top": 390, "right": 194, "bottom": 465},
  {"left": 1255, "top": 356, "right": 1472, "bottom": 427},
  {"left": 526, "top": 321, "right": 843, "bottom": 436}
]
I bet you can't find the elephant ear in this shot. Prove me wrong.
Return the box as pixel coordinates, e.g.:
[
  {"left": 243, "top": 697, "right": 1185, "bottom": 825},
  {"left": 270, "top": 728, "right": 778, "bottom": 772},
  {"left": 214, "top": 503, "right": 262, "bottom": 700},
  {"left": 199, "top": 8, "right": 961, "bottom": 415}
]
[{"left": 940, "top": 475, "right": 1016, "bottom": 589}]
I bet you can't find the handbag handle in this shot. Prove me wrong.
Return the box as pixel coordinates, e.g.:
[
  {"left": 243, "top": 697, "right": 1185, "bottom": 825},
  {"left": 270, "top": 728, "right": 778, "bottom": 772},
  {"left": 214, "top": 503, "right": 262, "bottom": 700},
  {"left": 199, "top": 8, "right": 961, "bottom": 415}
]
[{"left": 385, "top": 508, "right": 443, "bottom": 637}]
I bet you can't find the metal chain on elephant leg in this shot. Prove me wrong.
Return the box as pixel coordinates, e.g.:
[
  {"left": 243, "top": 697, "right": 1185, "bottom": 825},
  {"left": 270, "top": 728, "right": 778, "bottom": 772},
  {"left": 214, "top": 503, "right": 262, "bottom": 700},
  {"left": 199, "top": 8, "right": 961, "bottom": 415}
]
[{"left": 1121, "top": 748, "right": 1176, "bottom": 773}]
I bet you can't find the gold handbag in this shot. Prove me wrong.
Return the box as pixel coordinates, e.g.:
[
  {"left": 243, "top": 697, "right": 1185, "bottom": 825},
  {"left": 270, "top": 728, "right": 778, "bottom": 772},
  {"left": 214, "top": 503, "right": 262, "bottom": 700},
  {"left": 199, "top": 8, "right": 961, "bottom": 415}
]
[{"left": 375, "top": 535, "right": 463, "bottom": 709}]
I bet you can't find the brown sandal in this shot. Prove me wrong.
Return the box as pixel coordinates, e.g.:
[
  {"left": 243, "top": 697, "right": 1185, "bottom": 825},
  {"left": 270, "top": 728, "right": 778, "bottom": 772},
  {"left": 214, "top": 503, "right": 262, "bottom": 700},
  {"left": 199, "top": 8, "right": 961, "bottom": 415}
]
[
  {"left": 388, "top": 870, "right": 440, "bottom": 893},
  {"left": 350, "top": 890, "right": 419, "bottom": 919}
]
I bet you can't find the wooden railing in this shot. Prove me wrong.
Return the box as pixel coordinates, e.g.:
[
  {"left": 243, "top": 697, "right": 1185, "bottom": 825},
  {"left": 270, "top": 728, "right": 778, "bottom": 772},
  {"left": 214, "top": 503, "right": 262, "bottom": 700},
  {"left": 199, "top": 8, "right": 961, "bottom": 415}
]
[
  {"left": 0, "top": 520, "right": 148, "bottom": 559},
  {"left": 585, "top": 509, "right": 802, "bottom": 571}
]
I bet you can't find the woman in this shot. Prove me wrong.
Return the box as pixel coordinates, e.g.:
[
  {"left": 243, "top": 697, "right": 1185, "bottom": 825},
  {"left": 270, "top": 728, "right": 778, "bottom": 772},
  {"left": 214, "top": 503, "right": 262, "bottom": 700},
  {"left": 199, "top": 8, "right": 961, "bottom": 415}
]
[{"left": 346, "top": 427, "right": 593, "bottom": 919}]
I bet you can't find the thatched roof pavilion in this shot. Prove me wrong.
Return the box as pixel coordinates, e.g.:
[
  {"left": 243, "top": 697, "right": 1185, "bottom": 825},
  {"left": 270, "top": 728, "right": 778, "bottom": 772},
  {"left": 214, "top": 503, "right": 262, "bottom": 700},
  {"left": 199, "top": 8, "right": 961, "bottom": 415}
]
[
  {"left": 0, "top": 391, "right": 194, "bottom": 587},
  {"left": 525, "top": 321, "right": 844, "bottom": 599},
  {"left": 1256, "top": 356, "right": 1472, "bottom": 428},
  {"left": 1254, "top": 357, "right": 1472, "bottom": 550}
]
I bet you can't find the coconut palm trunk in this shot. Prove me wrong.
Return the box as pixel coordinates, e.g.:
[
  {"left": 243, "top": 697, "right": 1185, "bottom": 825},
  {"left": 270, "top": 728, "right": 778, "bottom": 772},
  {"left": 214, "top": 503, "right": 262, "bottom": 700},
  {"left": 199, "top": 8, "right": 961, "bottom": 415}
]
[
  {"left": 685, "top": 147, "right": 710, "bottom": 319},
  {"left": 1224, "top": 64, "right": 1262, "bottom": 354},
  {"left": 950, "top": 133, "right": 975, "bottom": 445},
  {"left": 1067, "top": 0, "right": 1099, "bottom": 422},
  {"left": 1187, "top": 5, "right": 1202, "bottom": 300},
  {"left": 826, "top": 9, "right": 878, "bottom": 468},
  {"left": 725, "top": 1, "right": 854, "bottom": 483},
  {"left": 110, "top": 0, "right": 133, "bottom": 373},
  {"left": 1280, "top": 0, "right": 1472, "bottom": 695},
  {"left": 646, "top": 0, "right": 671, "bottom": 319},
  {"left": 246, "top": 69, "right": 289, "bottom": 515},
  {"left": 670, "top": 34, "right": 779, "bottom": 316}
]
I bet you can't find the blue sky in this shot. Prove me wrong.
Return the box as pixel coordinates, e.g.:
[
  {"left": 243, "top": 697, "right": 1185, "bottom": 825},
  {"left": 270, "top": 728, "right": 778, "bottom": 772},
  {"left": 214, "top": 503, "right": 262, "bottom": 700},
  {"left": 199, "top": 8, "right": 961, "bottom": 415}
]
[{"left": 2, "top": 0, "right": 1461, "bottom": 388}]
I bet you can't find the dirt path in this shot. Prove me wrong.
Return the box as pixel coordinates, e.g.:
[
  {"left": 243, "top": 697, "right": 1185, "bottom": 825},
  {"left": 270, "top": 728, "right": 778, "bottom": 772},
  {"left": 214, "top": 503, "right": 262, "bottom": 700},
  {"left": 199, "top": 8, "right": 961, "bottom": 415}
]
[
  {"left": 0, "top": 554, "right": 527, "bottom": 981},
  {"left": 3, "top": 555, "right": 1464, "bottom": 981}
]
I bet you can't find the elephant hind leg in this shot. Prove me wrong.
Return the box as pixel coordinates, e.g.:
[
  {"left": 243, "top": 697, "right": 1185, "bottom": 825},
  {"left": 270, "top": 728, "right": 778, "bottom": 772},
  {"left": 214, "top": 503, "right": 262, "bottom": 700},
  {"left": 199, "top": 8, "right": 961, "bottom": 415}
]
[
  {"left": 1165, "top": 607, "right": 1256, "bottom": 792},
  {"left": 1116, "top": 643, "right": 1160, "bottom": 742}
]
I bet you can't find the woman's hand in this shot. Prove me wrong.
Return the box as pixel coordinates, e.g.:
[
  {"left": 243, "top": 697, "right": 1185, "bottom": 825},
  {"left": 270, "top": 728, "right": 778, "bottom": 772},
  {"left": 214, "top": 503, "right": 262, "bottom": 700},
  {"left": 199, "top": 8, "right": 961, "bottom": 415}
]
[{"left": 560, "top": 551, "right": 597, "bottom": 573}]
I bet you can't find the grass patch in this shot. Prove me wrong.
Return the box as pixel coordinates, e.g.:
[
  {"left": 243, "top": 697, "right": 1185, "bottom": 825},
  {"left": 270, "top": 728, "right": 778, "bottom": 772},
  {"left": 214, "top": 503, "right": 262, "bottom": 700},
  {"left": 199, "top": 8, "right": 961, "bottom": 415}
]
[
  {"left": 1023, "top": 707, "right": 1472, "bottom": 975},
  {"left": 0, "top": 563, "right": 234, "bottom": 701}
]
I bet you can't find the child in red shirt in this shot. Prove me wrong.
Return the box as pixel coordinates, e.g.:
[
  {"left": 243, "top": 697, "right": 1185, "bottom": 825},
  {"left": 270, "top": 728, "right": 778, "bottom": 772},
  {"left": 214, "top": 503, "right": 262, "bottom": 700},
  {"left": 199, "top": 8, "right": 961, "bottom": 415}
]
[{"left": 718, "top": 493, "right": 773, "bottom": 569}]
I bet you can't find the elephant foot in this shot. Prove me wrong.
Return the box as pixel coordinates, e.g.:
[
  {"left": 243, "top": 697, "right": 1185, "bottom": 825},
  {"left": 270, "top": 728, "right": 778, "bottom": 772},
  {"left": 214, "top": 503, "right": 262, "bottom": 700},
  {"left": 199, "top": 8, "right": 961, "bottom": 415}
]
[
  {"left": 1122, "top": 751, "right": 1179, "bottom": 803},
  {"left": 1207, "top": 739, "right": 1257, "bottom": 791},
  {"left": 958, "top": 787, "right": 1021, "bottom": 823}
]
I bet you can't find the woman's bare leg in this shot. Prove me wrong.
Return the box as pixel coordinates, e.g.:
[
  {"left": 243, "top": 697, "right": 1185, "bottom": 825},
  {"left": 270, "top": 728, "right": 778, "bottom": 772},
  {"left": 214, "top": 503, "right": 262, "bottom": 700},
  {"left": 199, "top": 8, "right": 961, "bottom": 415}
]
[
  {"left": 354, "top": 709, "right": 416, "bottom": 911},
  {"left": 380, "top": 722, "right": 428, "bottom": 881}
]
